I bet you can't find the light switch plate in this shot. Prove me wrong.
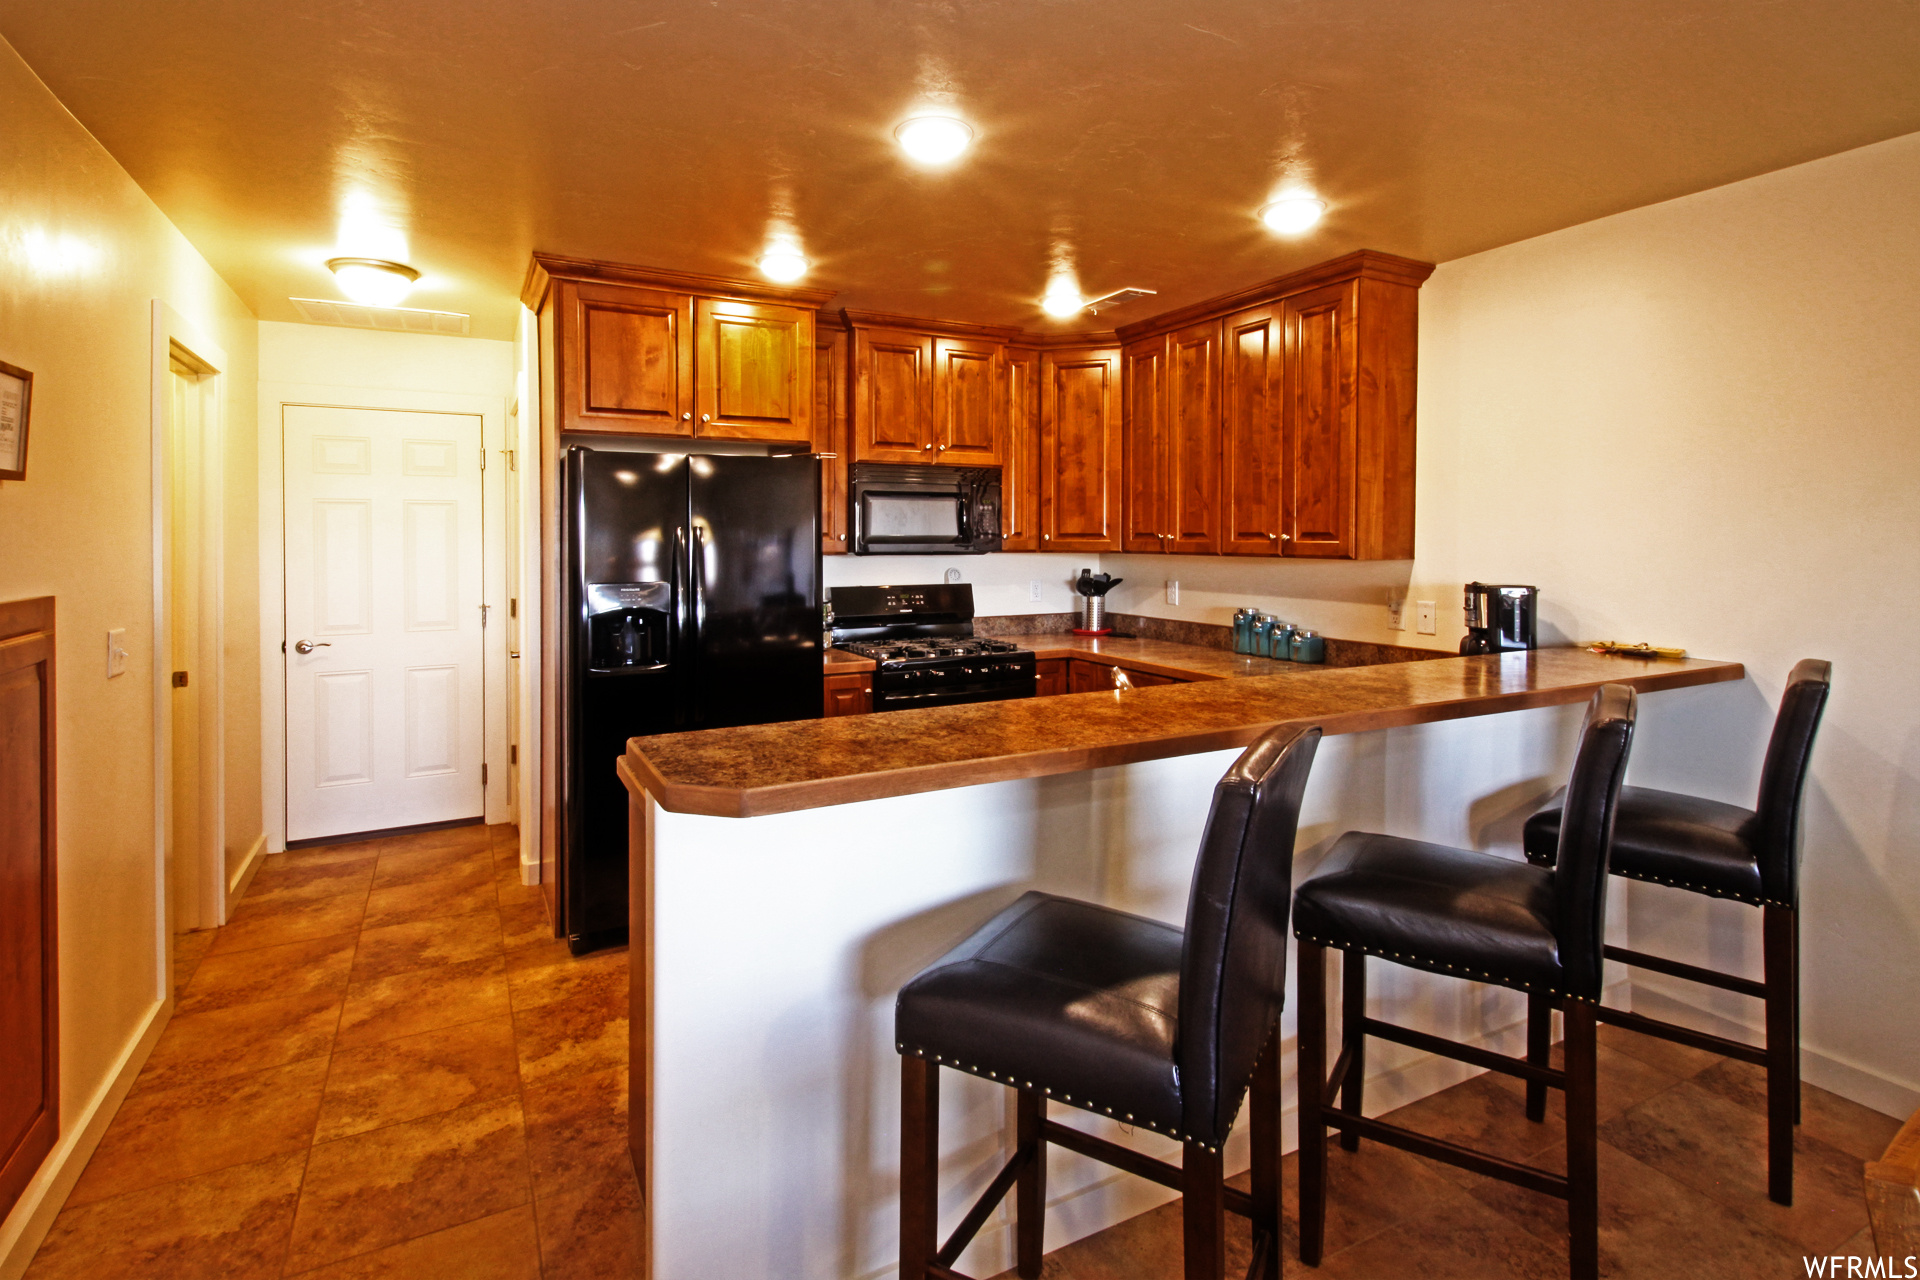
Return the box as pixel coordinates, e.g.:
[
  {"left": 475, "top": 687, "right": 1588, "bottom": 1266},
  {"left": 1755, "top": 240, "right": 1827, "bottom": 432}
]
[
  {"left": 106, "top": 628, "right": 128, "bottom": 678},
  {"left": 1029, "top": 580, "right": 1042, "bottom": 603},
  {"left": 1416, "top": 601, "right": 1437, "bottom": 635},
  {"left": 1165, "top": 580, "right": 1179, "bottom": 605}
]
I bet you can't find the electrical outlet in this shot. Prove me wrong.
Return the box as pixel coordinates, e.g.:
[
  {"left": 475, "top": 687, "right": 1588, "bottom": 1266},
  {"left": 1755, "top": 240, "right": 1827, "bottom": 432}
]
[
  {"left": 1165, "top": 579, "right": 1179, "bottom": 605},
  {"left": 1416, "top": 600, "right": 1437, "bottom": 635},
  {"left": 1386, "top": 597, "right": 1405, "bottom": 631},
  {"left": 1029, "top": 580, "right": 1042, "bottom": 603},
  {"left": 944, "top": 568, "right": 962, "bottom": 584},
  {"left": 106, "top": 628, "right": 128, "bottom": 678}
]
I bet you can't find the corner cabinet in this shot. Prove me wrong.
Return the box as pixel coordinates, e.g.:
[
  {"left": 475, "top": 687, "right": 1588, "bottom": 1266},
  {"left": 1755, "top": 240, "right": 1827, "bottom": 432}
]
[{"left": 1038, "top": 342, "right": 1123, "bottom": 553}]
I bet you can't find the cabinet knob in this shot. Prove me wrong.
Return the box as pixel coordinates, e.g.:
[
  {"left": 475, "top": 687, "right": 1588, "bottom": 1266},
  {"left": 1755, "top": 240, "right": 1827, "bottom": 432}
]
[
  {"left": 838, "top": 534, "right": 846, "bottom": 541},
  {"left": 1281, "top": 533, "right": 1291, "bottom": 541},
  {"left": 924, "top": 442, "right": 933, "bottom": 450},
  {"left": 701, "top": 414, "right": 711, "bottom": 423},
  {"left": 1266, "top": 532, "right": 1278, "bottom": 540},
  {"left": 683, "top": 412, "right": 693, "bottom": 420}
]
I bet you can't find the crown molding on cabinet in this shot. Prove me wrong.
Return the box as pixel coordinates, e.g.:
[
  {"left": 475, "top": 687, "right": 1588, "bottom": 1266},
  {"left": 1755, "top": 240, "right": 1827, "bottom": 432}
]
[
  {"left": 1113, "top": 249, "right": 1435, "bottom": 343},
  {"left": 521, "top": 252, "right": 839, "bottom": 311},
  {"left": 836, "top": 309, "right": 1023, "bottom": 343}
]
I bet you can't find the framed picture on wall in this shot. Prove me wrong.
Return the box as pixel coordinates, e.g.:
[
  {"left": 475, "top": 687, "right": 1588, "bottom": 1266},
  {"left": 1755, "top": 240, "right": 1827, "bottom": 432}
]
[{"left": 0, "top": 360, "right": 31, "bottom": 481}]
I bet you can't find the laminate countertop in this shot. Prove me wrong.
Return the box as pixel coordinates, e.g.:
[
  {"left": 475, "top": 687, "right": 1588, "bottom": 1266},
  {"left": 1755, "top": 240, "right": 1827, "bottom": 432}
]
[{"left": 623, "top": 648, "right": 1744, "bottom": 818}]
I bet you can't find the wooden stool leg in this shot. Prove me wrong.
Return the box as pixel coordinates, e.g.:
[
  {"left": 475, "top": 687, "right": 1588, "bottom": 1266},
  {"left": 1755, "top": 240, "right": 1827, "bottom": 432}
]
[
  {"left": 1764, "top": 903, "right": 1797, "bottom": 1206},
  {"left": 1297, "top": 939, "right": 1329, "bottom": 1267},
  {"left": 900, "top": 1056, "right": 940, "bottom": 1280},
  {"left": 1564, "top": 999, "right": 1599, "bottom": 1280},
  {"left": 1339, "top": 950, "right": 1366, "bottom": 1153},
  {"left": 1182, "top": 1141, "right": 1226, "bottom": 1280},
  {"left": 1525, "top": 992, "right": 1552, "bottom": 1122},
  {"left": 1248, "top": 1024, "right": 1283, "bottom": 1280},
  {"left": 1016, "top": 1087, "right": 1046, "bottom": 1278}
]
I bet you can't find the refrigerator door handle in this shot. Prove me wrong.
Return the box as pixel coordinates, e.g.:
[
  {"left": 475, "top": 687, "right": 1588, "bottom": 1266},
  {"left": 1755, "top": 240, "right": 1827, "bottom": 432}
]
[{"left": 690, "top": 524, "right": 706, "bottom": 641}]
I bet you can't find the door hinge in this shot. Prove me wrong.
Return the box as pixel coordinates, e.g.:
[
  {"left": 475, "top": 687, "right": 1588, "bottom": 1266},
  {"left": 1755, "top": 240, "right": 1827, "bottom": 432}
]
[
  {"left": 509, "top": 597, "right": 518, "bottom": 619},
  {"left": 171, "top": 670, "right": 189, "bottom": 688},
  {"left": 479, "top": 447, "right": 487, "bottom": 471},
  {"left": 509, "top": 744, "right": 518, "bottom": 765},
  {"left": 481, "top": 603, "right": 491, "bottom": 625},
  {"left": 482, "top": 763, "right": 489, "bottom": 786},
  {"left": 503, "top": 449, "right": 516, "bottom": 472}
]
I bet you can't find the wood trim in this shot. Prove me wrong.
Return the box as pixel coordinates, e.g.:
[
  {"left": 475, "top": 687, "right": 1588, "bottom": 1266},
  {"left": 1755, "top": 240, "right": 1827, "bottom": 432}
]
[
  {"left": 623, "top": 653, "right": 1743, "bottom": 818},
  {"left": 840, "top": 309, "right": 1022, "bottom": 342},
  {"left": 1020, "top": 327, "right": 1120, "bottom": 349},
  {"left": 1114, "top": 249, "right": 1436, "bottom": 343},
  {"left": 524, "top": 252, "right": 837, "bottom": 311},
  {"left": 0, "top": 597, "right": 56, "bottom": 1223}
]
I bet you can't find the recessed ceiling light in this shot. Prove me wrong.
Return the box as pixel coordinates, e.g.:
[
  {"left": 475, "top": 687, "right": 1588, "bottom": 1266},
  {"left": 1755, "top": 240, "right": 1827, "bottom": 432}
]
[
  {"left": 895, "top": 115, "right": 974, "bottom": 165},
  {"left": 757, "top": 248, "right": 809, "bottom": 283},
  {"left": 1258, "top": 197, "right": 1327, "bottom": 235},
  {"left": 1041, "top": 285, "right": 1083, "bottom": 318},
  {"left": 326, "top": 257, "right": 419, "bottom": 307}
]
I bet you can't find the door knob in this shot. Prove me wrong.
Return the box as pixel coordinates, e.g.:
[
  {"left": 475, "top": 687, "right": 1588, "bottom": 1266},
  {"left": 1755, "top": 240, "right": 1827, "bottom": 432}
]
[{"left": 293, "top": 639, "right": 331, "bottom": 654}]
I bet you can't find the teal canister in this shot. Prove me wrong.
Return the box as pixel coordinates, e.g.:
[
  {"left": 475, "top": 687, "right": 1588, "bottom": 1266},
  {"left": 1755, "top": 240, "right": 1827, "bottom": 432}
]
[
  {"left": 1231, "top": 608, "right": 1252, "bottom": 654},
  {"left": 1252, "top": 613, "right": 1276, "bottom": 657},
  {"left": 1291, "top": 629, "right": 1326, "bottom": 664},
  {"left": 1268, "top": 622, "right": 1296, "bottom": 660}
]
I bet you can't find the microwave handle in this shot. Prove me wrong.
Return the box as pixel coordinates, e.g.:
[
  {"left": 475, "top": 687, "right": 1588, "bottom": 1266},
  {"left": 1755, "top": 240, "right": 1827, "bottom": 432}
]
[{"left": 955, "top": 493, "right": 970, "bottom": 542}]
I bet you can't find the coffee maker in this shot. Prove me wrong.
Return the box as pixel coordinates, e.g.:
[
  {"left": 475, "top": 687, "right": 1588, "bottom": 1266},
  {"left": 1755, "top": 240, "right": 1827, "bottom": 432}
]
[{"left": 1459, "top": 583, "right": 1539, "bottom": 654}]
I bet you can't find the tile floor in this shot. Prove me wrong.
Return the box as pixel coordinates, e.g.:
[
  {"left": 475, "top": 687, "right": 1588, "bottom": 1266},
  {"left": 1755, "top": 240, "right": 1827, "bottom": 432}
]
[
  {"left": 989, "top": 1023, "right": 1901, "bottom": 1279},
  {"left": 26, "top": 822, "right": 637, "bottom": 1280}
]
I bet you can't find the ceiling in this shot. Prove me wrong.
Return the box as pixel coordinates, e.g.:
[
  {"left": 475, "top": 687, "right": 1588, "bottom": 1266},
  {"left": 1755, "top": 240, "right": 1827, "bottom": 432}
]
[{"left": 5, "top": 0, "right": 1918, "bottom": 340}]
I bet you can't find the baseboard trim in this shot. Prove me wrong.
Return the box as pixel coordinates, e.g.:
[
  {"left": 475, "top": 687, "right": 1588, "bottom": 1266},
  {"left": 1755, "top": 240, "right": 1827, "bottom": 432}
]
[
  {"left": 1629, "top": 982, "right": 1920, "bottom": 1120},
  {"left": 224, "top": 831, "right": 268, "bottom": 918},
  {"left": 0, "top": 996, "right": 171, "bottom": 1280}
]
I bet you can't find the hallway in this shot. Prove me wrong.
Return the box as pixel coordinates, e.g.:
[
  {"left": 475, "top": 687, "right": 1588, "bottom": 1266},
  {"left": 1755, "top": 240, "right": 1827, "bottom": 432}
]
[{"left": 24, "top": 824, "right": 636, "bottom": 1279}]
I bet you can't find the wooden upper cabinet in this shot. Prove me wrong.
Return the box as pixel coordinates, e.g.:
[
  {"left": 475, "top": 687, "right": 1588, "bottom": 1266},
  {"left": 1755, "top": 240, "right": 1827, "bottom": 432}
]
[
  {"left": 1220, "top": 305, "right": 1284, "bottom": 556},
  {"left": 1001, "top": 347, "right": 1040, "bottom": 551},
  {"left": 1282, "top": 281, "right": 1358, "bottom": 558},
  {"left": 815, "top": 321, "right": 849, "bottom": 554},
  {"left": 1164, "top": 320, "right": 1220, "bottom": 554},
  {"left": 851, "top": 327, "right": 934, "bottom": 463},
  {"left": 694, "top": 299, "right": 814, "bottom": 444},
  {"left": 1121, "top": 335, "right": 1166, "bottom": 553},
  {"left": 1039, "top": 345, "right": 1122, "bottom": 553},
  {"left": 565, "top": 281, "right": 695, "bottom": 436},
  {"left": 932, "top": 338, "right": 1003, "bottom": 466}
]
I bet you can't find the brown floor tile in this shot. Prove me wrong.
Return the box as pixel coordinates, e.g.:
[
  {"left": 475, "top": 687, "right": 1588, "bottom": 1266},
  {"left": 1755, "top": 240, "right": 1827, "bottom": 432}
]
[
  {"left": 988, "top": 1185, "right": 1253, "bottom": 1280},
  {"left": 500, "top": 899, "right": 553, "bottom": 951},
  {"left": 171, "top": 929, "right": 216, "bottom": 999},
  {"left": 68, "top": 1057, "right": 328, "bottom": 1207},
  {"left": 533, "top": 1162, "right": 646, "bottom": 1280},
  {"left": 209, "top": 890, "right": 370, "bottom": 955},
  {"left": 24, "top": 1151, "right": 306, "bottom": 1280},
  {"left": 523, "top": 1065, "right": 631, "bottom": 1202},
  {"left": 1595, "top": 1019, "right": 1726, "bottom": 1080},
  {"left": 1280, "top": 1131, "right": 1473, "bottom": 1258},
  {"left": 134, "top": 990, "right": 341, "bottom": 1096},
  {"left": 371, "top": 845, "right": 494, "bottom": 892},
  {"left": 1365, "top": 1071, "right": 1567, "bottom": 1177},
  {"left": 336, "top": 954, "right": 511, "bottom": 1050},
  {"left": 361, "top": 871, "right": 498, "bottom": 931},
  {"left": 284, "top": 1096, "right": 531, "bottom": 1274},
  {"left": 1308, "top": 1181, "right": 1568, "bottom": 1280},
  {"left": 316, "top": 1016, "right": 522, "bottom": 1142},
  {"left": 263, "top": 843, "right": 390, "bottom": 870},
  {"left": 505, "top": 940, "right": 627, "bottom": 1013},
  {"left": 285, "top": 1206, "right": 542, "bottom": 1279},
  {"left": 1482, "top": 1038, "right": 1685, "bottom": 1126},
  {"left": 495, "top": 859, "right": 544, "bottom": 908},
  {"left": 242, "top": 852, "right": 378, "bottom": 903},
  {"left": 176, "top": 932, "right": 357, "bottom": 1015},
  {"left": 351, "top": 910, "right": 504, "bottom": 982},
  {"left": 1600, "top": 1078, "right": 1873, "bottom": 1253},
  {"left": 1693, "top": 1058, "right": 1905, "bottom": 1163},
  {"left": 514, "top": 989, "right": 629, "bottom": 1086}
]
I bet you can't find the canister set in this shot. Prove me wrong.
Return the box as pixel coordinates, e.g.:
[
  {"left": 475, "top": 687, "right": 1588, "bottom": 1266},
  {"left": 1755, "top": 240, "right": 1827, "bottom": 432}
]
[{"left": 1232, "top": 609, "right": 1325, "bottom": 663}]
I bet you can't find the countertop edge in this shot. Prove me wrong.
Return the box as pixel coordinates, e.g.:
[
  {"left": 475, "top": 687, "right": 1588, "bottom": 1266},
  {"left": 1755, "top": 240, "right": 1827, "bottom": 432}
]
[{"left": 622, "top": 658, "right": 1744, "bottom": 819}]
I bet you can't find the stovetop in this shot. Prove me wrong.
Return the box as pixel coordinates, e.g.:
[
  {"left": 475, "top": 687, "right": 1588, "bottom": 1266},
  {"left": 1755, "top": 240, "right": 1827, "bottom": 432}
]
[{"left": 839, "top": 637, "right": 1026, "bottom": 668}]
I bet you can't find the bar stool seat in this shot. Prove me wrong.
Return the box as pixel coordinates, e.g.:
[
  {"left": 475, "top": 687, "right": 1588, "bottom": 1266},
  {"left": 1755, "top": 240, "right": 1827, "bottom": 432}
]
[
  {"left": 1526, "top": 786, "right": 1762, "bottom": 903},
  {"left": 897, "top": 892, "right": 1185, "bottom": 1136},
  {"left": 1292, "top": 833, "right": 1561, "bottom": 992}
]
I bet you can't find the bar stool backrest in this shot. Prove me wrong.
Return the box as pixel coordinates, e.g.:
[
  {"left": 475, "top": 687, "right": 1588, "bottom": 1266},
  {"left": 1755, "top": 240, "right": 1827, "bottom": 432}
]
[
  {"left": 1755, "top": 658, "right": 1832, "bottom": 906},
  {"left": 1552, "top": 684, "right": 1639, "bottom": 1000},
  {"left": 1176, "top": 721, "right": 1322, "bottom": 1146}
]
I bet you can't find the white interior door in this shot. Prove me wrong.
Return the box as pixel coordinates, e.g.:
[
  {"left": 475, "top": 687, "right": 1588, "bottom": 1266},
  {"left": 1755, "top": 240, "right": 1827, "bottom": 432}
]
[{"left": 283, "top": 405, "right": 485, "bottom": 842}]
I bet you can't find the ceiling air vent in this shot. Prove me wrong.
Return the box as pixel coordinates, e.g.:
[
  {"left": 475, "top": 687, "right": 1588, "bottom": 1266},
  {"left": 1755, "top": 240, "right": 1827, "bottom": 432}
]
[
  {"left": 1082, "top": 287, "right": 1156, "bottom": 315},
  {"left": 290, "top": 298, "right": 472, "bottom": 336}
]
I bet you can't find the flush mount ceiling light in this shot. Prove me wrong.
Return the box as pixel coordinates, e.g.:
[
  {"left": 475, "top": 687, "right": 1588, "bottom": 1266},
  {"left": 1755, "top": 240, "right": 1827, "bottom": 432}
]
[
  {"left": 326, "top": 257, "right": 419, "bottom": 307},
  {"left": 1040, "top": 284, "right": 1083, "bottom": 318},
  {"left": 757, "top": 248, "right": 810, "bottom": 283},
  {"left": 895, "top": 114, "right": 974, "bottom": 165},
  {"left": 1258, "top": 196, "right": 1328, "bottom": 235}
]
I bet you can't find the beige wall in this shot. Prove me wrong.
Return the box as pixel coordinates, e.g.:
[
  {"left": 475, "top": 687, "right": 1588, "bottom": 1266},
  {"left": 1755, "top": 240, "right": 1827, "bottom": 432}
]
[{"left": 0, "top": 34, "right": 260, "bottom": 1264}]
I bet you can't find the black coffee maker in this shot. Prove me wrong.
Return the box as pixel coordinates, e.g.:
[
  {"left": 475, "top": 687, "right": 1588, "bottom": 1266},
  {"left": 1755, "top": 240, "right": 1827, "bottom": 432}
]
[{"left": 1459, "top": 583, "right": 1539, "bottom": 654}]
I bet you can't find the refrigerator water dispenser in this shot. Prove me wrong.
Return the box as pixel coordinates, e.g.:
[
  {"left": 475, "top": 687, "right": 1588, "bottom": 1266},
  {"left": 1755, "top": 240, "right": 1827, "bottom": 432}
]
[{"left": 585, "top": 582, "right": 671, "bottom": 671}]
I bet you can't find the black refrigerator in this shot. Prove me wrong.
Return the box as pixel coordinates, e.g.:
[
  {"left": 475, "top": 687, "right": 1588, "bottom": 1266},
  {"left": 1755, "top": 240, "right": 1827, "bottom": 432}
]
[{"left": 561, "top": 446, "right": 822, "bottom": 952}]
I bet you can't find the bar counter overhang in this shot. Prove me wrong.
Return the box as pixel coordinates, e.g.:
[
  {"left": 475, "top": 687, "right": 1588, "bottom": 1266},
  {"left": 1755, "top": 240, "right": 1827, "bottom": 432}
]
[{"left": 616, "top": 649, "right": 1744, "bottom": 1279}]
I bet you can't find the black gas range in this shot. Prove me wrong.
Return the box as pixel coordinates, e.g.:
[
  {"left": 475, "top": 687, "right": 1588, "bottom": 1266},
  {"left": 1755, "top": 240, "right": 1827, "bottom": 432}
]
[{"left": 829, "top": 584, "right": 1036, "bottom": 712}]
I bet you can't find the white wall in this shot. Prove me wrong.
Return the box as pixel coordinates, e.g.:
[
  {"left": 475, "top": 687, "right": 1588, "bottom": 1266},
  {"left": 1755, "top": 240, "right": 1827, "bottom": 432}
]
[
  {"left": 823, "top": 551, "right": 1085, "bottom": 617},
  {"left": 256, "top": 322, "right": 516, "bottom": 845}
]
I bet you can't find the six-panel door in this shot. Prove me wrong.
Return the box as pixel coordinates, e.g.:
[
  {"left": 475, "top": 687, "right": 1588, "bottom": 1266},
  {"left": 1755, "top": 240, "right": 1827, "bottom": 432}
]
[
  {"left": 564, "top": 281, "right": 695, "bottom": 436},
  {"left": 1040, "top": 346, "right": 1122, "bottom": 553},
  {"left": 694, "top": 299, "right": 815, "bottom": 444},
  {"left": 851, "top": 327, "right": 934, "bottom": 462}
]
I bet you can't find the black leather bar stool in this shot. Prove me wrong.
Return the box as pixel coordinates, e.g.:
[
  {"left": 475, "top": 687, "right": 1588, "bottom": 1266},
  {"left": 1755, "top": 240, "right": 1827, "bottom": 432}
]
[
  {"left": 1293, "top": 684, "right": 1637, "bottom": 1280},
  {"left": 1521, "top": 658, "right": 1831, "bottom": 1206},
  {"left": 894, "top": 722, "right": 1321, "bottom": 1280}
]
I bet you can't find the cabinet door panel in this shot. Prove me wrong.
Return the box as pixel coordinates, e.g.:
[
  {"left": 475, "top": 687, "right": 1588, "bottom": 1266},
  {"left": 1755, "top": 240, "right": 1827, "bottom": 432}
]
[
  {"left": 934, "top": 338, "right": 1003, "bottom": 466},
  {"left": 1001, "top": 348, "right": 1040, "bottom": 551},
  {"left": 822, "top": 672, "right": 871, "bottom": 716},
  {"left": 1040, "top": 347, "right": 1122, "bottom": 553},
  {"left": 695, "top": 299, "right": 813, "bottom": 443},
  {"left": 1166, "top": 320, "right": 1220, "bottom": 554},
  {"left": 567, "top": 282, "right": 694, "bottom": 436},
  {"left": 1121, "top": 337, "right": 1166, "bottom": 554},
  {"left": 815, "top": 325, "right": 849, "bottom": 555},
  {"left": 852, "top": 329, "right": 933, "bottom": 463},
  {"left": 1067, "top": 659, "right": 1109, "bottom": 693},
  {"left": 1221, "top": 307, "right": 1283, "bottom": 555},
  {"left": 1284, "top": 282, "right": 1357, "bottom": 558},
  {"left": 1033, "top": 657, "right": 1067, "bottom": 698}
]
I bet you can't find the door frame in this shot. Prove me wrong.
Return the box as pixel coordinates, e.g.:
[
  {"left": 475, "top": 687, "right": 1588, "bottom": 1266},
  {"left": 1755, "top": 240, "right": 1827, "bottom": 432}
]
[
  {"left": 258, "top": 381, "right": 512, "bottom": 853},
  {"left": 149, "top": 302, "right": 228, "bottom": 962}
]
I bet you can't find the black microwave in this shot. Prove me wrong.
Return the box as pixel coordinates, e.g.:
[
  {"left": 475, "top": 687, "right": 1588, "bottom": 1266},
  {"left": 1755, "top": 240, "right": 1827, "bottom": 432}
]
[{"left": 849, "top": 462, "right": 1002, "bottom": 555}]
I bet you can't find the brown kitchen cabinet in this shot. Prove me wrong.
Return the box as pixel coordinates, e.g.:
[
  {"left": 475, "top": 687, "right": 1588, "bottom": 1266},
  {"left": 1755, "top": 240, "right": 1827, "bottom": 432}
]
[
  {"left": 846, "top": 312, "right": 1020, "bottom": 468},
  {"left": 1038, "top": 342, "right": 1123, "bottom": 553},
  {"left": 1001, "top": 346, "right": 1040, "bottom": 551},
  {"left": 814, "top": 319, "right": 849, "bottom": 554},
  {"left": 694, "top": 298, "right": 816, "bottom": 443},
  {"left": 1067, "top": 658, "right": 1110, "bottom": 693},
  {"left": 555, "top": 279, "right": 696, "bottom": 437},
  {"left": 1034, "top": 656, "right": 1067, "bottom": 698},
  {"left": 1122, "top": 319, "right": 1219, "bottom": 555},
  {"left": 823, "top": 671, "right": 872, "bottom": 717}
]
